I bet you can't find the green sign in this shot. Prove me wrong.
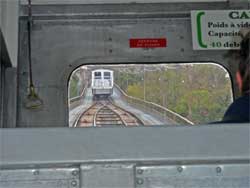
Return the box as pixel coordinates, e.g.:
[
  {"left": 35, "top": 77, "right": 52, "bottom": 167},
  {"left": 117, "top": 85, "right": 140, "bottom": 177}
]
[{"left": 191, "top": 10, "right": 250, "bottom": 50}]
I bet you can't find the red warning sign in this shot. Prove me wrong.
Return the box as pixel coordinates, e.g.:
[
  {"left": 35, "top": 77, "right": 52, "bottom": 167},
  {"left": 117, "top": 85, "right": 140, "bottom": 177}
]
[{"left": 130, "top": 38, "right": 167, "bottom": 48}]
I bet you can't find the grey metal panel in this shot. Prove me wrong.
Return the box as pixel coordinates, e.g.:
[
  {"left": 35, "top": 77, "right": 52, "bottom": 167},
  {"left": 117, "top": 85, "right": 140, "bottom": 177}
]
[
  {"left": 17, "top": 4, "right": 237, "bottom": 127},
  {"left": 135, "top": 164, "right": 250, "bottom": 188},
  {"left": 0, "top": 124, "right": 249, "bottom": 166},
  {"left": 0, "top": 63, "right": 3, "bottom": 128},
  {"left": 0, "top": 0, "right": 19, "bottom": 67},
  {"left": 19, "top": 0, "right": 228, "bottom": 5},
  {"left": 0, "top": 30, "right": 12, "bottom": 68},
  {"left": 18, "top": 86, "right": 66, "bottom": 127},
  {"left": 80, "top": 164, "right": 135, "bottom": 188},
  {"left": 3, "top": 68, "right": 17, "bottom": 128},
  {"left": 0, "top": 167, "right": 80, "bottom": 188},
  {"left": 19, "top": 2, "right": 231, "bottom": 18},
  {"left": 229, "top": 0, "right": 249, "bottom": 9}
]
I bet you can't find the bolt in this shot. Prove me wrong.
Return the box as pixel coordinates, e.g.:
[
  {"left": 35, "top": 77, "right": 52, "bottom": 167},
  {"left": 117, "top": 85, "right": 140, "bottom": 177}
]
[
  {"left": 33, "top": 170, "right": 39, "bottom": 175},
  {"left": 109, "top": 49, "right": 113, "bottom": 53},
  {"left": 108, "top": 37, "right": 112, "bottom": 41},
  {"left": 181, "top": 48, "right": 185, "bottom": 52},
  {"left": 71, "top": 180, "right": 77, "bottom": 187},
  {"left": 177, "top": 166, "right": 183, "bottom": 173},
  {"left": 136, "top": 178, "right": 144, "bottom": 185},
  {"left": 137, "top": 169, "right": 143, "bottom": 174},
  {"left": 72, "top": 170, "right": 78, "bottom": 176},
  {"left": 216, "top": 167, "right": 222, "bottom": 173},
  {"left": 57, "top": 180, "right": 63, "bottom": 186}
]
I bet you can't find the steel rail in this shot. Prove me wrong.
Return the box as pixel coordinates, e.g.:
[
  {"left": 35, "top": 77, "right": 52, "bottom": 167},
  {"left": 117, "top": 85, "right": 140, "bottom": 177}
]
[
  {"left": 76, "top": 98, "right": 144, "bottom": 127},
  {"left": 108, "top": 98, "right": 144, "bottom": 126},
  {"left": 75, "top": 102, "right": 100, "bottom": 127},
  {"left": 93, "top": 101, "right": 126, "bottom": 127}
]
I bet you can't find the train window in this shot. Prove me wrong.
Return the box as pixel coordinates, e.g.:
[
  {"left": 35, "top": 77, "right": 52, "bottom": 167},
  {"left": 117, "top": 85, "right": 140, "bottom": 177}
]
[
  {"left": 104, "top": 72, "right": 111, "bottom": 79},
  {"left": 68, "top": 63, "right": 233, "bottom": 127},
  {"left": 94, "top": 72, "right": 101, "bottom": 79}
]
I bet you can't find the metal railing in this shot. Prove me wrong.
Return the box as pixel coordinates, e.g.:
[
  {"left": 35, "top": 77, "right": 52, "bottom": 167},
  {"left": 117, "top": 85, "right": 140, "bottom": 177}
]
[
  {"left": 115, "top": 84, "right": 193, "bottom": 125},
  {"left": 69, "top": 86, "right": 87, "bottom": 110}
]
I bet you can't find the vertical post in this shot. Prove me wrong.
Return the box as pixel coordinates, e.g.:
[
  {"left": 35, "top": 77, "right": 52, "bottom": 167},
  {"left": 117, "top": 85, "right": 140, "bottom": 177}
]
[
  {"left": 126, "top": 70, "right": 128, "bottom": 90},
  {"left": 143, "top": 65, "right": 145, "bottom": 101}
]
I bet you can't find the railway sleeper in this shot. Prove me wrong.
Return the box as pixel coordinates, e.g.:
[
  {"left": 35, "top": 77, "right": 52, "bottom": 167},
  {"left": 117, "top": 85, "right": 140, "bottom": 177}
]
[
  {"left": 98, "top": 111, "right": 114, "bottom": 114},
  {"left": 96, "top": 120, "right": 123, "bottom": 124},
  {"left": 97, "top": 115, "right": 119, "bottom": 118},
  {"left": 96, "top": 117, "right": 121, "bottom": 121}
]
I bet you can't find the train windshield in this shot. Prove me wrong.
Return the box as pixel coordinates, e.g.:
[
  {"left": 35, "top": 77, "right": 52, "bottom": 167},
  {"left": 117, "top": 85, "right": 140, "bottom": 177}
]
[
  {"left": 94, "top": 72, "right": 101, "bottom": 79},
  {"left": 104, "top": 72, "right": 111, "bottom": 79},
  {"left": 69, "top": 63, "right": 233, "bottom": 127}
]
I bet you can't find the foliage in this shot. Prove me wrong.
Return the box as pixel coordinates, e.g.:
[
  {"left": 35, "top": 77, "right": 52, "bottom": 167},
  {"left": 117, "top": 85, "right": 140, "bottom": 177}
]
[
  {"left": 69, "top": 75, "right": 79, "bottom": 98},
  {"left": 115, "top": 64, "right": 232, "bottom": 124}
]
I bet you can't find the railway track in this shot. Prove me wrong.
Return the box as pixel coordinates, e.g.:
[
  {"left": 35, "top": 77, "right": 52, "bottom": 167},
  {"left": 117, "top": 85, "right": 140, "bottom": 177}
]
[{"left": 76, "top": 99, "right": 144, "bottom": 127}]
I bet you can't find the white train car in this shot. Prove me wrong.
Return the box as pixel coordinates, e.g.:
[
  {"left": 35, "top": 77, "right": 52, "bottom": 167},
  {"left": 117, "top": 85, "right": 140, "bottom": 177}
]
[{"left": 91, "top": 69, "right": 114, "bottom": 98}]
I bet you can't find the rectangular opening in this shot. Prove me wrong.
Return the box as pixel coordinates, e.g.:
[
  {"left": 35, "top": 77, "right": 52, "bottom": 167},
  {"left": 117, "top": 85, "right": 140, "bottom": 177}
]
[{"left": 68, "top": 63, "right": 233, "bottom": 127}]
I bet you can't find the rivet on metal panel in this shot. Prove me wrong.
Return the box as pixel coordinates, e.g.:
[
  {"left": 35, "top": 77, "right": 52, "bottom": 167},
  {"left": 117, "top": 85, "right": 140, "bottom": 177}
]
[
  {"left": 136, "top": 178, "right": 144, "bottom": 185},
  {"left": 137, "top": 169, "right": 143, "bottom": 174},
  {"left": 72, "top": 170, "right": 78, "bottom": 176},
  {"left": 32, "top": 170, "right": 39, "bottom": 175},
  {"left": 57, "top": 180, "right": 64, "bottom": 187},
  {"left": 71, "top": 180, "right": 78, "bottom": 187},
  {"left": 181, "top": 48, "right": 185, "bottom": 52},
  {"left": 109, "top": 49, "right": 113, "bottom": 53},
  {"left": 108, "top": 37, "right": 112, "bottom": 41},
  {"left": 216, "top": 167, "right": 222, "bottom": 173},
  {"left": 177, "top": 166, "right": 183, "bottom": 173}
]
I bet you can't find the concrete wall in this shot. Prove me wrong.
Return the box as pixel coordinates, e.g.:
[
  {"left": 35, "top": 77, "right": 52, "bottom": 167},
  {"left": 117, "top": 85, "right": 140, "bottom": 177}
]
[{"left": 0, "top": 0, "right": 19, "bottom": 67}]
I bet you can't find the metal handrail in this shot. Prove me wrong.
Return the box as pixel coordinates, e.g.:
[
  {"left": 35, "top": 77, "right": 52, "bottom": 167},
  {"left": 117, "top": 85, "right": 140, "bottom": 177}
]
[
  {"left": 115, "top": 83, "right": 194, "bottom": 125},
  {"left": 69, "top": 86, "right": 87, "bottom": 103},
  {"left": 69, "top": 85, "right": 88, "bottom": 111}
]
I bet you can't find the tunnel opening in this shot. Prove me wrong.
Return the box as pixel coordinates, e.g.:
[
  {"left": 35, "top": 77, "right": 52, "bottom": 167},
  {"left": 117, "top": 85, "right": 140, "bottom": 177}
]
[{"left": 68, "top": 63, "right": 233, "bottom": 128}]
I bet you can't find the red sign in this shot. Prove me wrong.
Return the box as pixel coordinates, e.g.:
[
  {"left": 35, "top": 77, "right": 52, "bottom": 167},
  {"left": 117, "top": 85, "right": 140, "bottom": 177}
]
[{"left": 130, "top": 38, "right": 167, "bottom": 48}]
